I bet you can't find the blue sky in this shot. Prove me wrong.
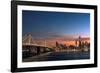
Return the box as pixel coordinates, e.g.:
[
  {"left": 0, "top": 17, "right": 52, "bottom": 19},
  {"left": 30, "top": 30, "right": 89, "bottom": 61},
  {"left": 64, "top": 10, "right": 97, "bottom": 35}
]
[{"left": 22, "top": 10, "right": 90, "bottom": 39}]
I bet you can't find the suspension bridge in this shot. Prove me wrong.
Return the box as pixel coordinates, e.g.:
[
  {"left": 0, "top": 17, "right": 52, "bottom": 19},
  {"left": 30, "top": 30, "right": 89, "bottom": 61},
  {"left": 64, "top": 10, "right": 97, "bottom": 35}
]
[{"left": 22, "top": 34, "right": 53, "bottom": 58}]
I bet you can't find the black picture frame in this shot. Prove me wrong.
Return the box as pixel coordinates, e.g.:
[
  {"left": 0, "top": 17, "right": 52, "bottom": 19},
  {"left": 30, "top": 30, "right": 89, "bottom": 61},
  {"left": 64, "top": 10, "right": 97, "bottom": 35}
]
[{"left": 11, "top": 1, "right": 97, "bottom": 72}]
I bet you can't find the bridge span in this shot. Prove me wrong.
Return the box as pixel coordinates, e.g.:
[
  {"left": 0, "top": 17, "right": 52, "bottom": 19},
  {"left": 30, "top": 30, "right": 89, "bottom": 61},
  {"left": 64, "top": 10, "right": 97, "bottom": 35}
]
[{"left": 22, "top": 34, "right": 53, "bottom": 59}]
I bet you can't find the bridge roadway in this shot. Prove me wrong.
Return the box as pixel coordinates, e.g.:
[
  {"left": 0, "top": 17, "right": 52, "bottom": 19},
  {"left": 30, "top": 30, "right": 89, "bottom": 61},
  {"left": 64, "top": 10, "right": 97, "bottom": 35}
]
[{"left": 22, "top": 44, "right": 53, "bottom": 59}]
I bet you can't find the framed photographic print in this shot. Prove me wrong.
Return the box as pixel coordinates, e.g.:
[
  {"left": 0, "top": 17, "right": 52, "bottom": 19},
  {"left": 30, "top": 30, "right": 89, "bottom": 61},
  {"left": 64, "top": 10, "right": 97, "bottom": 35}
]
[{"left": 11, "top": 1, "right": 97, "bottom": 72}]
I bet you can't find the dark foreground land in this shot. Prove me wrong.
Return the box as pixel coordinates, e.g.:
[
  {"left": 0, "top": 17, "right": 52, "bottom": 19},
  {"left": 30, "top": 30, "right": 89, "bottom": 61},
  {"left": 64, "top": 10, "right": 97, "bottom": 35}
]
[{"left": 22, "top": 51, "right": 90, "bottom": 62}]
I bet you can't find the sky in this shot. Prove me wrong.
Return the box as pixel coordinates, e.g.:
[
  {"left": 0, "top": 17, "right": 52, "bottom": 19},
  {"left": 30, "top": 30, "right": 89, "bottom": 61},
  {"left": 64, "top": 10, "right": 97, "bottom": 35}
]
[{"left": 22, "top": 10, "right": 90, "bottom": 40}]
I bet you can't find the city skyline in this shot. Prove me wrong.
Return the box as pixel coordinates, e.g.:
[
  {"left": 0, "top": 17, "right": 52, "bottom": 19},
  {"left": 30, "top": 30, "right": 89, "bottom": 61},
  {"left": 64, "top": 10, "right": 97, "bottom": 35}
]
[{"left": 22, "top": 34, "right": 90, "bottom": 48}]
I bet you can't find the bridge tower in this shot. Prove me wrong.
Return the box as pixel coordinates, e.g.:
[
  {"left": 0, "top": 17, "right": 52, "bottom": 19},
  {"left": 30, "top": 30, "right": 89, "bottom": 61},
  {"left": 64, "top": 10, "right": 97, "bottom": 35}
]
[{"left": 22, "top": 34, "right": 37, "bottom": 45}]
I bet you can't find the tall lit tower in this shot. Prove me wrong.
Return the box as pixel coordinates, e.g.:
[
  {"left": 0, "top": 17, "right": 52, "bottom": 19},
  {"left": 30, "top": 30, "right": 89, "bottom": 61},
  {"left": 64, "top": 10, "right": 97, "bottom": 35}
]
[
  {"left": 79, "top": 36, "right": 82, "bottom": 49},
  {"left": 75, "top": 40, "right": 78, "bottom": 47}
]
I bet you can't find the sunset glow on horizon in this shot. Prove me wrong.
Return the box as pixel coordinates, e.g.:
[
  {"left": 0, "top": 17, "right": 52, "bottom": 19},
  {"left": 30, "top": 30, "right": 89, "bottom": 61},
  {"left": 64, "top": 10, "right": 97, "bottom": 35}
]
[{"left": 22, "top": 10, "right": 90, "bottom": 48}]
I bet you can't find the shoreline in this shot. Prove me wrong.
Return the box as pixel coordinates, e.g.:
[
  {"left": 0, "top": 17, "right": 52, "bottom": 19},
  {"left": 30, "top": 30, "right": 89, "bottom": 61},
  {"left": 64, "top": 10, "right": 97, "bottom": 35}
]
[{"left": 22, "top": 51, "right": 90, "bottom": 62}]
